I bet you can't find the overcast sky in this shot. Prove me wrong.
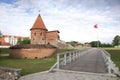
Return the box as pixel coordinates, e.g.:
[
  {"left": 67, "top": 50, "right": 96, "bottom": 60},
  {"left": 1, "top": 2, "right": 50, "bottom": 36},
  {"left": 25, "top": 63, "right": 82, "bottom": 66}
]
[{"left": 0, "top": 0, "right": 120, "bottom": 43}]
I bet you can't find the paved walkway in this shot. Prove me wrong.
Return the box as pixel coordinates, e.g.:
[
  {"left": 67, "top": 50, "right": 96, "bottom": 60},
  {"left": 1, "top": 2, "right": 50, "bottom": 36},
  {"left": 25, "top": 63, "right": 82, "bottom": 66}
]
[
  {"left": 19, "top": 70, "right": 118, "bottom": 80},
  {"left": 19, "top": 48, "right": 119, "bottom": 80},
  {"left": 61, "top": 48, "right": 108, "bottom": 73}
]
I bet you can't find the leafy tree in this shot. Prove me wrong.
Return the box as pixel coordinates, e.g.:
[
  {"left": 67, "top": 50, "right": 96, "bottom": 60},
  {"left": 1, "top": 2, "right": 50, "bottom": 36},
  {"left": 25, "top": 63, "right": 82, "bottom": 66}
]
[
  {"left": 17, "top": 38, "right": 22, "bottom": 44},
  {"left": 0, "top": 30, "right": 2, "bottom": 45},
  {"left": 0, "top": 30, "right": 2, "bottom": 37},
  {"left": 22, "top": 37, "right": 30, "bottom": 44},
  {"left": 101, "top": 43, "right": 113, "bottom": 47},
  {"left": 90, "top": 41, "right": 101, "bottom": 47},
  {"left": 17, "top": 37, "right": 30, "bottom": 44},
  {"left": 112, "top": 35, "right": 120, "bottom": 46}
]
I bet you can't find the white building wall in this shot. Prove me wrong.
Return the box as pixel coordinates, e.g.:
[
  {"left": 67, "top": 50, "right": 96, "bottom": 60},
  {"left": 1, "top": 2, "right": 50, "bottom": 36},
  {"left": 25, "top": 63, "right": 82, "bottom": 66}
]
[
  {"left": 5, "top": 37, "right": 9, "bottom": 43},
  {"left": 4, "top": 36, "right": 18, "bottom": 46}
]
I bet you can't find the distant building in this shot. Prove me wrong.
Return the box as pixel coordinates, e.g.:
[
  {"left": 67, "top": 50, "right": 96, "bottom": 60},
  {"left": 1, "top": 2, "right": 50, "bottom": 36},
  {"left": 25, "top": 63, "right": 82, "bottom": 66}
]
[
  {"left": 0, "top": 35, "right": 24, "bottom": 46},
  {"left": 30, "top": 14, "right": 60, "bottom": 46}
]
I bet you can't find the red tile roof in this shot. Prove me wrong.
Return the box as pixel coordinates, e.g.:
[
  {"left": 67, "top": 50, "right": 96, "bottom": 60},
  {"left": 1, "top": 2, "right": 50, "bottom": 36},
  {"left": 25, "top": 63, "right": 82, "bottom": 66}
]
[{"left": 30, "top": 14, "right": 48, "bottom": 30}]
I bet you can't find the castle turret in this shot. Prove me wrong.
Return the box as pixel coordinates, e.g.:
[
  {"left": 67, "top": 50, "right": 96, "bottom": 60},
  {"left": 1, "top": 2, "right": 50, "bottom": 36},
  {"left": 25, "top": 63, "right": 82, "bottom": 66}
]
[{"left": 30, "top": 14, "right": 48, "bottom": 44}]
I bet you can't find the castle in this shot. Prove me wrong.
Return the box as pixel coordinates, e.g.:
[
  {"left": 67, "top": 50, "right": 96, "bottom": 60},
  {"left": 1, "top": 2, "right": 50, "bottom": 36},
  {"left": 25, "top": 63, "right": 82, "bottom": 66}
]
[
  {"left": 9, "top": 14, "right": 59, "bottom": 59},
  {"left": 8, "top": 14, "right": 74, "bottom": 59},
  {"left": 30, "top": 14, "right": 60, "bottom": 46}
]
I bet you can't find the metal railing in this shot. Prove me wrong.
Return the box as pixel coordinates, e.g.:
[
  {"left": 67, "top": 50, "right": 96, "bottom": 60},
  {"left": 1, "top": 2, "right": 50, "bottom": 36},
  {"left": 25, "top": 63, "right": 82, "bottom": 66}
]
[{"left": 101, "top": 49, "right": 120, "bottom": 76}]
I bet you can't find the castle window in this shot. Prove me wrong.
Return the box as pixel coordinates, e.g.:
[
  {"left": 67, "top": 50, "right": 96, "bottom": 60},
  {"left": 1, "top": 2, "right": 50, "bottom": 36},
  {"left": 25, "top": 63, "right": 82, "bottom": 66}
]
[
  {"left": 47, "top": 42, "right": 50, "bottom": 44},
  {"left": 25, "top": 57, "right": 27, "bottom": 59},
  {"left": 34, "top": 33, "right": 36, "bottom": 36},
  {"left": 40, "top": 33, "right": 42, "bottom": 36},
  {"left": 58, "top": 35, "right": 60, "bottom": 39},
  {"left": 35, "top": 57, "right": 38, "bottom": 59}
]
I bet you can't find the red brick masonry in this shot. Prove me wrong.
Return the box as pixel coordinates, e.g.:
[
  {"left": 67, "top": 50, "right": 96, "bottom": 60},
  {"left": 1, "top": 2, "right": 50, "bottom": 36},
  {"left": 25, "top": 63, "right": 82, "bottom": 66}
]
[{"left": 9, "top": 48, "right": 56, "bottom": 59}]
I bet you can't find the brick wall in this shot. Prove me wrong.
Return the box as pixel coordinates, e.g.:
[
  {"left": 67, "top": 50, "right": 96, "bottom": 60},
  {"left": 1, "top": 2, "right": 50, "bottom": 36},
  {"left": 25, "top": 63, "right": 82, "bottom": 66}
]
[
  {"left": 46, "top": 31, "right": 59, "bottom": 45},
  {"left": 9, "top": 48, "right": 56, "bottom": 59},
  {"left": 31, "top": 29, "right": 47, "bottom": 44}
]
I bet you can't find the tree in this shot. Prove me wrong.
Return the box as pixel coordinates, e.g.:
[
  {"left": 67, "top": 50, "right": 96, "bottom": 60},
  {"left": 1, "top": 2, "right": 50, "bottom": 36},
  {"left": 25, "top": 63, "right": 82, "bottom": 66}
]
[
  {"left": 112, "top": 35, "right": 120, "bottom": 46},
  {"left": 0, "top": 30, "right": 2, "bottom": 45},
  {"left": 22, "top": 37, "right": 30, "bottom": 44},
  {"left": 17, "top": 37, "right": 30, "bottom": 44},
  {"left": 100, "top": 43, "right": 113, "bottom": 47},
  {"left": 17, "top": 38, "right": 22, "bottom": 44},
  {"left": 90, "top": 41, "right": 101, "bottom": 47},
  {"left": 0, "top": 30, "right": 2, "bottom": 37}
]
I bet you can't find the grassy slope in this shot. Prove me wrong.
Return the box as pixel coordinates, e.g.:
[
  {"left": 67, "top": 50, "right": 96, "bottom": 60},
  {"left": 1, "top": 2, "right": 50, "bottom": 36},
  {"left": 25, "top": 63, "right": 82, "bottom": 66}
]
[
  {"left": 105, "top": 48, "right": 120, "bottom": 69},
  {"left": 0, "top": 48, "right": 73, "bottom": 76},
  {"left": 0, "top": 57, "right": 56, "bottom": 76}
]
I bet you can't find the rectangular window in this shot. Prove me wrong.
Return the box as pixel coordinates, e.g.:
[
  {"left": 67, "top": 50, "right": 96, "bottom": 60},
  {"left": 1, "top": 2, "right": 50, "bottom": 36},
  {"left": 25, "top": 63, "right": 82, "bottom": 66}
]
[{"left": 34, "top": 33, "right": 36, "bottom": 36}]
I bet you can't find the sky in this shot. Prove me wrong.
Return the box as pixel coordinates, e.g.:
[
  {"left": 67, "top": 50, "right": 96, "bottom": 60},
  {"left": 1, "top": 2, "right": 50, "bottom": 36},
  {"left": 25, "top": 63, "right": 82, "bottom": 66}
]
[{"left": 0, "top": 0, "right": 120, "bottom": 43}]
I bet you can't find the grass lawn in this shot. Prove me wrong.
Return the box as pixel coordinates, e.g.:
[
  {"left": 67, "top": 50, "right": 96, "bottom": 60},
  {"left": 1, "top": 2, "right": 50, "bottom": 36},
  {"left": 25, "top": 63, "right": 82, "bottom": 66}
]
[
  {"left": 0, "top": 48, "right": 73, "bottom": 76},
  {"left": 105, "top": 48, "right": 120, "bottom": 69}
]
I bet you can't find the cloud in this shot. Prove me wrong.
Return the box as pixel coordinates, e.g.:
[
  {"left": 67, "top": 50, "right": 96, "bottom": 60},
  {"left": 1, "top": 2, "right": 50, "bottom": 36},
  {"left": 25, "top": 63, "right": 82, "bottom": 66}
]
[{"left": 0, "top": 0, "right": 120, "bottom": 43}]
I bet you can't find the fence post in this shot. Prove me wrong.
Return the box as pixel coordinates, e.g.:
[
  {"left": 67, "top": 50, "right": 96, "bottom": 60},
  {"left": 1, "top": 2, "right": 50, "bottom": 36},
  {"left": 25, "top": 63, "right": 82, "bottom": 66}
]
[
  {"left": 73, "top": 52, "right": 75, "bottom": 61},
  {"left": 64, "top": 54, "right": 67, "bottom": 65},
  {"left": 78, "top": 51, "right": 80, "bottom": 58},
  {"left": 76, "top": 51, "right": 78, "bottom": 58},
  {"left": 108, "top": 57, "right": 111, "bottom": 74},
  {"left": 69, "top": 52, "right": 72, "bottom": 63},
  {"left": 57, "top": 54, "right": 60, "bottom": 69}
]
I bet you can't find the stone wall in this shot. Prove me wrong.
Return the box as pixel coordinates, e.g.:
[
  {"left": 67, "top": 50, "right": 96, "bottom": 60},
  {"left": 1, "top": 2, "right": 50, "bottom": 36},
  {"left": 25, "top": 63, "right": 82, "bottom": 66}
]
[
  {"left": 9, "top": 48, "right": 56, "bottom": 59},
  {"left": 0, "top": 67, "right": 21, "bottom": 80}
]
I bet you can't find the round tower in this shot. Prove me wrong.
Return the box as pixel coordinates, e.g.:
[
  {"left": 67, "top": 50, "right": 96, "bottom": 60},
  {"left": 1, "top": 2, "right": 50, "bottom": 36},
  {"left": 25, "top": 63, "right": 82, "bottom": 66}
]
[{"left": 30, "top": 14, "right": 48, "bottom": 44}]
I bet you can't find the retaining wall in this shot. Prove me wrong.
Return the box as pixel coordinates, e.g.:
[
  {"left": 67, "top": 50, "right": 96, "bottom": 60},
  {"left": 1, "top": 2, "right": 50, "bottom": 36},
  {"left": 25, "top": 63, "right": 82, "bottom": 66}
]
[{"left": 9, "top": 48, "right": 56, "bottom": 59}]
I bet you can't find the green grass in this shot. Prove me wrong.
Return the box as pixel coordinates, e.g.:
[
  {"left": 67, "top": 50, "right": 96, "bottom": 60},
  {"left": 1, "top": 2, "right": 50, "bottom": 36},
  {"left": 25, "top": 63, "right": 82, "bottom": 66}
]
[
  {"left": 105, "top": 48, "right": 120, "bottom": 69},
  {"left": 1, "top": 47, "right": 119, "bottom": 76},
  {"left": 0, "top": 48, "right": 73, "bottom": 76},
  {"left": 0, "top": 48, "right": 10, "bottom": 54},
  {"left": 0, "top": 57, "right": 56, "bottom": 76}
]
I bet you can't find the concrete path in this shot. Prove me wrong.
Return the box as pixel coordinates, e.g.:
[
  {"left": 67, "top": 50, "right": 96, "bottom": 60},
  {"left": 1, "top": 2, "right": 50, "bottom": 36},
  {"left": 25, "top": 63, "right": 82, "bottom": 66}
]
[
  {"left": 19, "top": 48, "right": 119, "bottom": 80},
  {"left": 61, "top": 48, "right": 108, "bottom": 73},
  {"left": 19, "top": 70, "right": 118, "bottom": 80}
]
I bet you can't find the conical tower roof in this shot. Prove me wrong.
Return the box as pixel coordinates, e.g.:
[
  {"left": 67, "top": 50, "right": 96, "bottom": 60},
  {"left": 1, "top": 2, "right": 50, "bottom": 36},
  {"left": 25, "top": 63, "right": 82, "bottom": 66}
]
[{"left": 30, "top": 14, "right": 48, "bottom": 30}]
